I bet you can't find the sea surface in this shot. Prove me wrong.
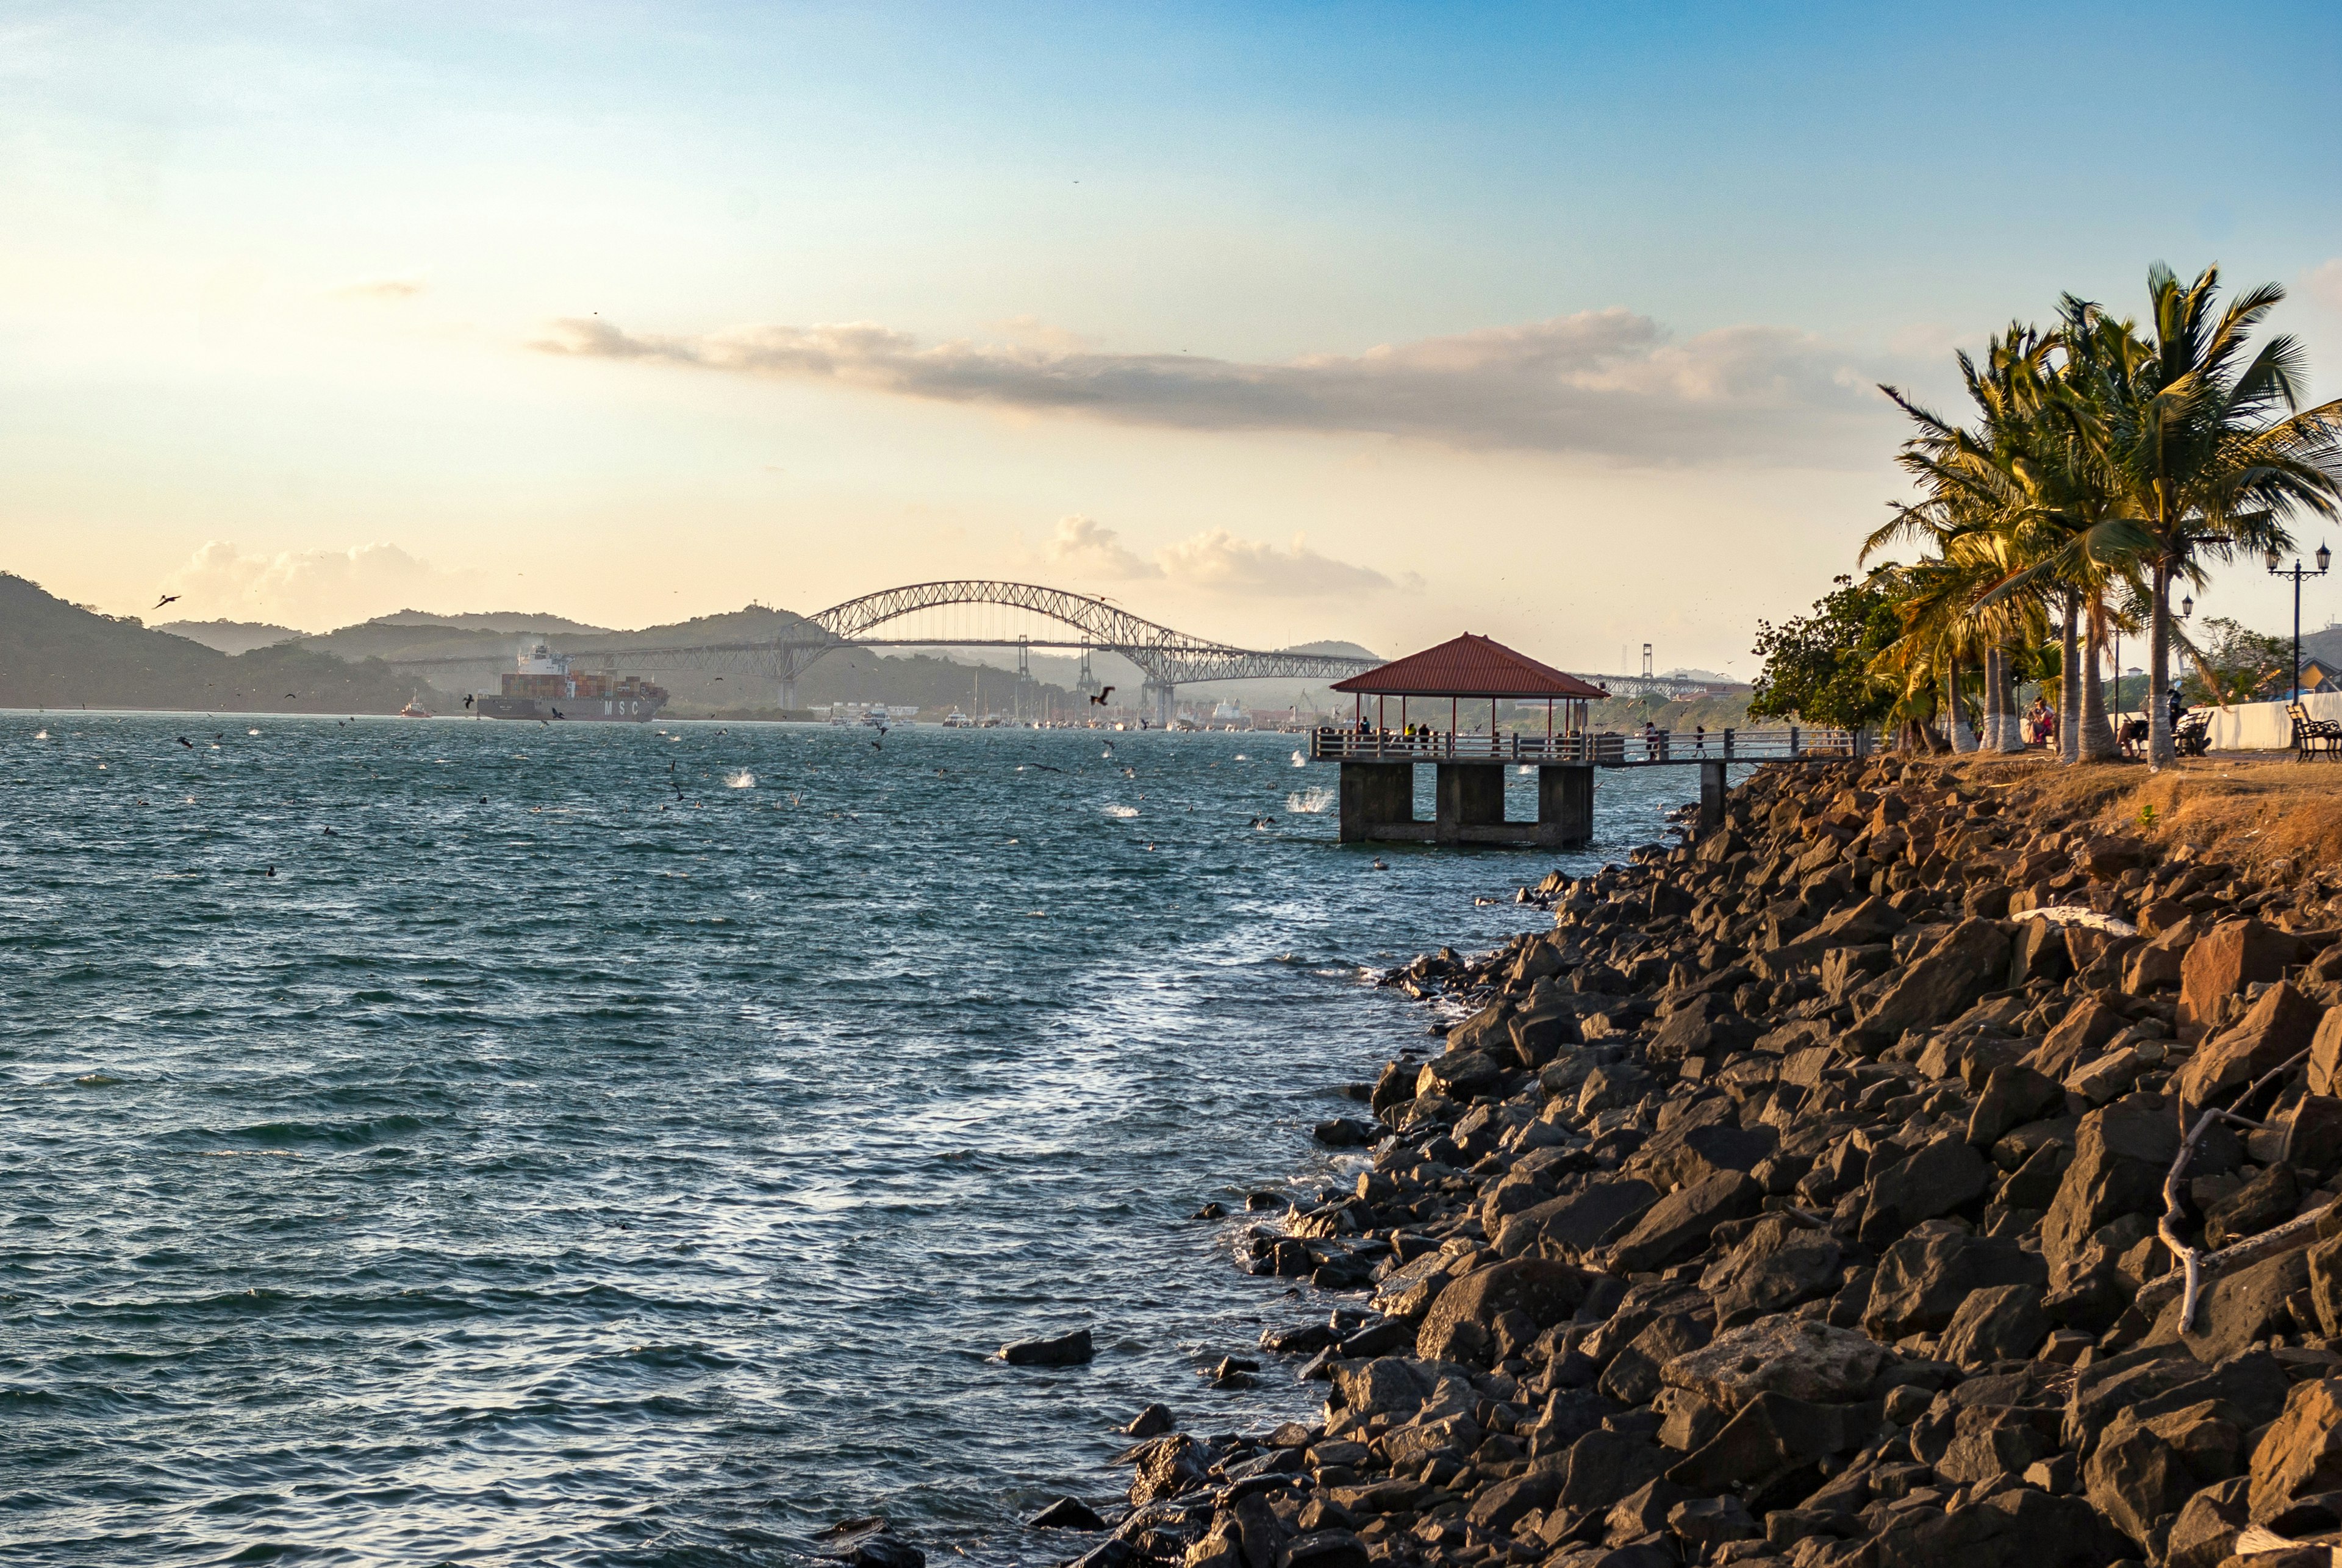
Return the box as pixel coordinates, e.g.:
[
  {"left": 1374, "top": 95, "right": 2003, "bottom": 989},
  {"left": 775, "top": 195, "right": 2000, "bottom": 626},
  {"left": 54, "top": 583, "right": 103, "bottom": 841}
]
[{"left": 0, "top": 714, "right": 1713, "bottom": 1567}]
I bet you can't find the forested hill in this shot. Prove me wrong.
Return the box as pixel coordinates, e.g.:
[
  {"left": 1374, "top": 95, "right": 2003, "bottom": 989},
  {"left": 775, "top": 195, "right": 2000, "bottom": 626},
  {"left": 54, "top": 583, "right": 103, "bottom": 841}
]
[{"left": 0, "top": 574, "right": 449, "bottom": 714}]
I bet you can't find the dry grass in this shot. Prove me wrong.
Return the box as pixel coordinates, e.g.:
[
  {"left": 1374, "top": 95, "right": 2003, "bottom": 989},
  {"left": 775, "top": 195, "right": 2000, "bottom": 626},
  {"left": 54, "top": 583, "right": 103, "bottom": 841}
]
[{"left": 1897, "top": 750, "right": 2342, "bottom": 886}]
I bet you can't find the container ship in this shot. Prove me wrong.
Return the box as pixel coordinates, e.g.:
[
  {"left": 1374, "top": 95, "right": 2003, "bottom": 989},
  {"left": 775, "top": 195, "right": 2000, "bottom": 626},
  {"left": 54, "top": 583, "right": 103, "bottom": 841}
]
[{"left": 473, "top": 641, "right": 668, "bottom": 722}]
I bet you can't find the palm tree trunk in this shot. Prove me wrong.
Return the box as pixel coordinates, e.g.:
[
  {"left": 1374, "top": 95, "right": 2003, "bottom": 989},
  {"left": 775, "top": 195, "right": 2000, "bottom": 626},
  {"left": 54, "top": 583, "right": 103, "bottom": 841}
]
[
  {"left": 2149, "top": 564, "right": 2174, "bottom": 767},
  {"left": 1947, "top": 653, "right": 1971, "bottom": 751},
  {"left": 1996, "top": 640, "right": 2024, "bottom": 753},
  {"left": 1980, "top": 645, "right": 2000, "bottom": 751},
  {"left": 2078, "top": 609, "right": 2119, "bottom": 759},
  {"left": 2060, "top": 595, "right": 2081, "bottom": 763}
]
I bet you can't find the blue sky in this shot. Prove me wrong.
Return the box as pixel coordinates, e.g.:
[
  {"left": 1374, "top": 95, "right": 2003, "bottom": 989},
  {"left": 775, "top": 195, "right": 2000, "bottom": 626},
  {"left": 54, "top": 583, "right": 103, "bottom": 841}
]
[{"left": 4, "top": 2, "right": 2340, "bottom": 668}]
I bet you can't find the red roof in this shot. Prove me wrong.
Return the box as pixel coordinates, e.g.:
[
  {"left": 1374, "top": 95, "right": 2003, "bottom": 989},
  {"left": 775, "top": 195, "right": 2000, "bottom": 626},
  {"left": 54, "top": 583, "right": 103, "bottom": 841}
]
[{"left": 1331, "top": 634, "right": 1608, "bottom": 699}]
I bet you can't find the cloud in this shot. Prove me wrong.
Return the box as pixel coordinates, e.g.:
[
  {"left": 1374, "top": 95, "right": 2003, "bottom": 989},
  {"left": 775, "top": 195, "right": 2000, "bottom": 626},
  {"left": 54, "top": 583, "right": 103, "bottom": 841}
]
[
  {"left": 1044, "top": 515, "right": 1160, "bottom": 578},
  {"left": 531, "top": 309, "right": 1888, "bottom": 465},
  {"left": 1040, "top": 515, "right": 1407, "bottom": 598},
  {"left": 166, "top": 540, "right": 474, "bottom": 628},
  {"left": 1157, "top": 530, "right": 1409, "bottom": 596},
  {"left": 2307, "top": 259, "right": 2342, "bottom": 313},
  {"left": 332, "top": 277, "right": 426, "bottom": 303}
]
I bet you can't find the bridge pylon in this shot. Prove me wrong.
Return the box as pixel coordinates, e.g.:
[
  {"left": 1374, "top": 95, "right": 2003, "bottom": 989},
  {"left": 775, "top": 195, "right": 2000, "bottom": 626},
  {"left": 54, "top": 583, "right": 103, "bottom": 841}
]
[{"left": 1143, "top": 681, "right": 1174, "bottom": 728}]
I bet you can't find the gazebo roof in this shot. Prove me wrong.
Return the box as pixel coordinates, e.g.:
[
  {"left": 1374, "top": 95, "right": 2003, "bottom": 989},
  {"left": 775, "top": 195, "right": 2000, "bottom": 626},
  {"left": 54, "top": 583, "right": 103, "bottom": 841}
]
[{"left": 1331, "top": 634, "right": 1608, "bottom": 700}]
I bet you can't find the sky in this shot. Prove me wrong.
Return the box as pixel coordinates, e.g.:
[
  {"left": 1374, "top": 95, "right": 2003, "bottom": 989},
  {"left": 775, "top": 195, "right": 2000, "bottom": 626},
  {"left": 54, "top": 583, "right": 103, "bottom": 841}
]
[{"left": 4, "top": 1, "right": 2341, "bottom": 676}]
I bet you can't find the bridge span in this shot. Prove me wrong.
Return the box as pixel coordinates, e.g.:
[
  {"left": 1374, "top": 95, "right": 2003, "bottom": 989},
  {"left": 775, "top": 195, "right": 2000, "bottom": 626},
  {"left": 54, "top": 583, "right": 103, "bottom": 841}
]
[{"left": 383, "top": 579, "right": 1383, "bottom": 723}]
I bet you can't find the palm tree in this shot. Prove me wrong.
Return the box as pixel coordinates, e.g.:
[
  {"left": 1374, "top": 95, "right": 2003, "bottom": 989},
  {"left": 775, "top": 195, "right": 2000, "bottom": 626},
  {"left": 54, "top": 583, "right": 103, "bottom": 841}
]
[{"left": 2087, "top": 265, "right": 2342, "bottom": 765}]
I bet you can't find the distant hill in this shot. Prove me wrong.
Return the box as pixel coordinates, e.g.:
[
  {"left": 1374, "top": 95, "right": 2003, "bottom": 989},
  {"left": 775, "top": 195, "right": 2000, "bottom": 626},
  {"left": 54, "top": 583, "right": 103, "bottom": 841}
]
[
  {"left": 0, "top": 573, "right": 450, "bottom": 714},
  {"left": 1280, "top": 639, "right": 1380, "bottom": 661},
  {"left": 156, "top": 618, "right": 308, "bottom": 655},
  {"left": 363, "top": 608, "right": 615, "bottom": 634}
]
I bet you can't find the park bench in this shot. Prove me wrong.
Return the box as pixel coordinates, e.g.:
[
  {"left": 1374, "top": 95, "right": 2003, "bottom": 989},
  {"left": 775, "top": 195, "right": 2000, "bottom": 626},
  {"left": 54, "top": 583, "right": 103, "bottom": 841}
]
[{"left": 2288, "top": 701, "right": 2342, "bottom": 760}]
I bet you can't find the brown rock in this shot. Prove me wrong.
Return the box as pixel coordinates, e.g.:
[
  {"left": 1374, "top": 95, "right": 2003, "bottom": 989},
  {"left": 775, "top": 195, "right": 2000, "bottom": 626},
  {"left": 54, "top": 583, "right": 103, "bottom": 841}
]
[
  {"left": 2028, "top": 995, "right": 2127, "bottom": 1081},
  {"left": 2175, "top": 982, "right": 2325, "bottom": 1111},
  {"left": 1859, "top": 1136, "right": 1991, "bottom": 1246},
  {"left": 1866, "top": 1225, "right": 2047, "bottom": 1339},
  {"left": 1493, "top": 1179, "right": 1658, "bottom": 1260},
  {"left": 1857, "top": 919, "right": 2012, "bottom": 1039},
  {"left": 1939, "top": 1283, "right": 2052, "bottom": 1368},
  {"left": 1414, "top": 1258, "right": 1588, "bottom": 1366},
  {"left": 2204, "top": 1162, "right": 2299, "bottom": 1250},
  {"left": 2077, "top": 834, "right": 2149, "bottom": 881},
  {"left": 2040, "top": 1097, "right": 2181, "bottom": 1285},
  {"left": 2180, "top": 918, "right": 2299, "bottom": 1041},
  {"left": 1603, "top": 1172, "right": 1763, "bottom": 1275},
  {"left": 2147, "top": 1251, "right": 2312, "bottom": 1366},
  {"left": 1696, "top": 1214, "right": 1842, "bottom": 1327},
  {"left": 2248, "top": 1376, "right": 2342, "bottom": 1520},
  {"left": 2008, "top": 917, "right": 2074, "bottom": 989},
  {"left": 2309, "top": 1008, "right": 2342, "bottom": 1098},
  {"left": 2084, "top": 1400, "right": 2246, "bottom": 1550},
  {"left": 1661, "top": 1315, "right": 1889, "bottom": 1410},
  {"left": 2163, "top": 1475, "right": 2251, "bottom": 1568}
]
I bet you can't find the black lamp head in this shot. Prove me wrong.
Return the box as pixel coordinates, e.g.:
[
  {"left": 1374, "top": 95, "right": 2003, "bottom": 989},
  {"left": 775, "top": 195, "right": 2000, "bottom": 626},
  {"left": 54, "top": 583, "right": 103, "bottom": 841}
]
[{"left": 2320, "top": 542, "right": 2333, "bottom": 575}]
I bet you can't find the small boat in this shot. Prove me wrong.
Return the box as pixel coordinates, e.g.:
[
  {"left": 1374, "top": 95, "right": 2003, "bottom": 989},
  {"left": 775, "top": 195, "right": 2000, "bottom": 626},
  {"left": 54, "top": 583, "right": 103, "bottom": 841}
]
[
  {"left": 399, "top": 699, "right": 432, "bottom": 719},
  {"left": 942, "top": 710, "right": 972, "bottom": 728}
]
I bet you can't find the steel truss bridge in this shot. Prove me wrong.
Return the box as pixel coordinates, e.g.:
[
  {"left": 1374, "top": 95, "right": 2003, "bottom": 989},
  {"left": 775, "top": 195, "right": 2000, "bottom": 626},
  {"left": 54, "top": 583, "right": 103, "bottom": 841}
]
[{"left": 381, "top": 579, "right": 1384, "bottom": 722}]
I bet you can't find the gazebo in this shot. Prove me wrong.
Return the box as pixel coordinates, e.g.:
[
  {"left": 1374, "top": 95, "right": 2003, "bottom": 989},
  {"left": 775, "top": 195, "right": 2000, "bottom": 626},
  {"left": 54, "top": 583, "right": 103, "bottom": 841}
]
[{"left": 1314, "top": 633, "right": 1610, "bottom": 847}]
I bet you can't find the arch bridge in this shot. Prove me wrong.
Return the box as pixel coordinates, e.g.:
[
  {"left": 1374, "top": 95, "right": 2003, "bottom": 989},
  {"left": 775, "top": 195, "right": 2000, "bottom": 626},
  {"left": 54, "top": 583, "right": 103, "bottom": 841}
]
[{"left": 388, "top": 579, "right": 1381, "bottom": 722}]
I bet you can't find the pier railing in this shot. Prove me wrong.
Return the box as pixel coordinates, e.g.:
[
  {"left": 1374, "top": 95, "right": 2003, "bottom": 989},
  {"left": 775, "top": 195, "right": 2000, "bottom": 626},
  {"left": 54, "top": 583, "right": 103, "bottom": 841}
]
[{"left": 1307, "top": 726, "right": 1868, "bottom": 767}]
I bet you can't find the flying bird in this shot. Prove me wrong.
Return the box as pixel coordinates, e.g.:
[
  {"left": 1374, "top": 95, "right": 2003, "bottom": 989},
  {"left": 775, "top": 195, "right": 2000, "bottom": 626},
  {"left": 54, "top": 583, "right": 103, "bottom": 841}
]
[
  {"left": 176, "top": 736, "right": 193, "bottom": 748},
  {"left": 154, "top": 594, "right": 180, "bottom": 609},
  {"left": 1090, "top": 686, "right": 1115, "bottom": 705},
  {"left": 462, "top": 694, "right": 474, "bottom": 709}
]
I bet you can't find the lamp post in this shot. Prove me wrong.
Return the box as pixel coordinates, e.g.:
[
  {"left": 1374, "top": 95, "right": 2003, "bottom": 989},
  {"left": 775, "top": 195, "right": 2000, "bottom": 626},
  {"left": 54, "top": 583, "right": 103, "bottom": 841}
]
[{"left": 2268, "top": 545, "right": 2332, "bottom": 701}]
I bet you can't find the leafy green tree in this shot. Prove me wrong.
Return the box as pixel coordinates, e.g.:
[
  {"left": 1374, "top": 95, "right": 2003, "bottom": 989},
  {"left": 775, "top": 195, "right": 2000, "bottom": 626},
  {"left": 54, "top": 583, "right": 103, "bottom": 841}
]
[{"left": 1750, "top": 575, "right": 1900, "bottom": 729}]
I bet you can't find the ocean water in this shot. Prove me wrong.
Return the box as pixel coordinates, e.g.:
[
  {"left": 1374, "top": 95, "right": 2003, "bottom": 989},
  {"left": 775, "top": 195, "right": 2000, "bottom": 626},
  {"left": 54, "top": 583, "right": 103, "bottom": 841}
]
[{"left": 0, "top": 715, "right": 1710, "bottom": 1567}]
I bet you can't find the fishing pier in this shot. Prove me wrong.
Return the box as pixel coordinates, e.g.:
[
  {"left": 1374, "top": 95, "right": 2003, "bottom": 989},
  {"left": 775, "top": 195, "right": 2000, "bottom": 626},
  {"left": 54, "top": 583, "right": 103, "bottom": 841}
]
[{"left": 1314, "top": 634, "right": 1865, "bottom": 848}]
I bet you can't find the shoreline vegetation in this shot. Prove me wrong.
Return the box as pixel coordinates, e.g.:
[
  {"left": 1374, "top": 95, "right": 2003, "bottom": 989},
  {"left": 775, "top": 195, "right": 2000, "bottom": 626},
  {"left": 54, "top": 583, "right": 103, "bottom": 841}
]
[
  {"left": 1004, "top": 753, "right": 2342, "bottom": 1568},
  {"left": 1748, "top": 263, "right": 2342, "bottom": 768}
]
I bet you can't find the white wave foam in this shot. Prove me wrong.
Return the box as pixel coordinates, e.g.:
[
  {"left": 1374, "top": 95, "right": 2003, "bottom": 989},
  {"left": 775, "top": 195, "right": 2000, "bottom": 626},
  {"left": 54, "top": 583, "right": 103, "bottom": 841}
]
[
  {"left": 726, "top": 770, "right": 756, "bottom": 789},
  {"left": 1289, "top": 750, "right": 1305, "bottom": 767},
  {"left": 1103, "top": 804, "right": 1141, "bottom": 818},
  {"left": 1286, "top": 787, "right": 1334, "bottom": 814}
]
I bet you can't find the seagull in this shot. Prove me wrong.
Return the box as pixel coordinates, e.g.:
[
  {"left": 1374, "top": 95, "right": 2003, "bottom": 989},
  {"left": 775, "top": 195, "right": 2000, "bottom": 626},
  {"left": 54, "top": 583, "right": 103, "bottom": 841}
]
[
  {"left": 284, "top": 693, "right": 297, "bottom": 700},
  {"left": 154, "top": 594, "right": 180, "bottom": 609},
  {"left": 462, "top": 694, "right": 474, "bottom": 710},
  {"left": 176, "top": 736, "right": 193, "bottom": 748},
  {"left": 1090, "top": 686, "right": 1114, "bottom": 706}
]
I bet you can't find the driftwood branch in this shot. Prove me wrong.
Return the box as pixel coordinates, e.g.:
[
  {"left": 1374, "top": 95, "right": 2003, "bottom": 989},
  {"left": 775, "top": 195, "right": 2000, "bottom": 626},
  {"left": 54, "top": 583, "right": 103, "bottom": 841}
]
[{"left": 2147, "top": 1048, "right": 2315, "bottom": 1329}]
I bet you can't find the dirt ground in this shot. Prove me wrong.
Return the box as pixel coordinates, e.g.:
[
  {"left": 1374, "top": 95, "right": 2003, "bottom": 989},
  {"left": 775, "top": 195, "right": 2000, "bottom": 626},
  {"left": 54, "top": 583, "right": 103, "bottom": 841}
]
[{"left": 1905, "top": 749, "right": 2342, "bottom": 889}]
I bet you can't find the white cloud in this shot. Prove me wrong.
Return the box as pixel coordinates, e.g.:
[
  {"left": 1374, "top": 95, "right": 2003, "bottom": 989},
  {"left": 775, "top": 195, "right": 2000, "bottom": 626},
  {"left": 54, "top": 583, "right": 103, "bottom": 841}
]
[
  {"left": 331, "top": 277, "right": 427, "bottom": 303},
  {"left": 1157, "top": 530, "right": 1408, "bottom": 596},
  {"left": 1039, "top": 516, "right": 1406, "bottom": 598},
  {"left": 532, "top": 309, "right": 1890, "bottom": 465},
  {"left": 2306, "top": 259, "right": 2342, "bottom": 313},
  {"left": 1043, "top": 515, "right": 1160, "bottom": 578},
  {"left": 166, "top": 540, "right": 474, "bottom": 628}
]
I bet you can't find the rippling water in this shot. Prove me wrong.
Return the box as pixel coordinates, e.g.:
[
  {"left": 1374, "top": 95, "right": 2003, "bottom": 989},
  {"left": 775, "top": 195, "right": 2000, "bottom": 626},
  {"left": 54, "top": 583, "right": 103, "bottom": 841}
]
[{"left": 0, "top": 715, "right": 1706, "bottom": 1566}]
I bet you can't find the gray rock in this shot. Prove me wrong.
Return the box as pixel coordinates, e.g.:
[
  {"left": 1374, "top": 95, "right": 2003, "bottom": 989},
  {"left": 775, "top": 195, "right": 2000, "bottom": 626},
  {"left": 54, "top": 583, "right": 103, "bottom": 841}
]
[
  {"left": 1938, "top": 1283, "right": 2052, "bottom": 1368},
  {"left": 1864, "top": 1226, "right": 2047, "bottom": 1339},
  {"left": 1858, "top": 1135, "right": 1991, "bottom": 1246},
  {"left": 1495, "top": 1178, "right": 1659, "bottom": 1259},
  {"left": 1604, "top": 1172, "right": 1763, "bottom": 1274},
  {"left": 1856, "top": 918, "right": 2011, "bottom": 1039},
  {"left": 1662, "top": 1315, "right": 1890, "bottom": 1409},
  {"left": 1000, "top": 1327, "right": 1095, "bottom": 1367},
  {"left": 1696, "top": 1213, "right": 1842, "bottom": 1327}
]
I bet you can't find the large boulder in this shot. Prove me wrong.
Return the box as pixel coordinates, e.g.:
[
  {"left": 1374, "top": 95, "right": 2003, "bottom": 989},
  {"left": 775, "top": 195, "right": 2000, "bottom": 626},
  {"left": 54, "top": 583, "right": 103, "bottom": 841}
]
[
  {"left": 1797, "top": 1483, "right": 2125, "bottom": 1568},
  {"left": 1855, "top": 919, "right": 2012, "bottom": 1039},
  {"left": 2146, "top": 1251, "right": 2312, "bottom": 1366},
  {"left": 1697, "top": 1214, "right": 1843, "bottom": 1326},
  {"left": 1664, "top": 1390, "right": 1862, "bottom": 1494},
  {"left": 1865, "top": 1226, "right": 2047, "bottom": 1339},
  {"left": 1858, "top": 1136, "right": 1991, "bottom": 1246},
  {"left": 1660, "top": 1316, "right": 1888, "bottom": 1409},
  {"left": 2175, "top": 981, "right": 2325, "bottom": 1111},
  {"left": 1938, "top": 1283, "right": 2052, "bottom": 1368},
  {"left": 1328, "top": 1357, "right": 1441, "bottom": 1419},
  {"left": 2083, "top": 1400, "right": 2247, "bottom": 1552},
  {"left": 1603, "top": 1172, "right": 1763, "bottom": 1274},
  {"left": 2310, "top": 1008, "right": 2342, "bottom": 1097},
  {"left": 1494, "top": 1179, "right": 1658, "bottom": 1259},
  {"left": 2180, "top": 918, "right": 2299, "bottom": 1040},
  {"left": 2029, "top": 995, "right": 2126, "bottom": 1081},
  {"left": 2039, "top": 1096, "right": 2181, "bottom": 1285},
  {"left": 2249, "top": 1376, "right": 2342, "bottom": 1520},
  {"left": 1414, "top": 1259, "right": 1589, "bottom": 1366}
]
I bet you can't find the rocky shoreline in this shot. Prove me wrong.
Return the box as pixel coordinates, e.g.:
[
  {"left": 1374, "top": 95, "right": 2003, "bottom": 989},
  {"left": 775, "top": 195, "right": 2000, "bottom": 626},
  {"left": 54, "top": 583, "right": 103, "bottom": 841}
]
[{"left": 1041, "top": 755, "right": 2342, "bottom": 1568}]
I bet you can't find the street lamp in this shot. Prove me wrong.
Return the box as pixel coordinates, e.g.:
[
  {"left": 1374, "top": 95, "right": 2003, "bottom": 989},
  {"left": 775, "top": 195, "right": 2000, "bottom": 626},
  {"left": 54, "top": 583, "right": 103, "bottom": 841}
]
[{"left": 2269, "top": 545, "right": 2332, "bottom": 701}]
